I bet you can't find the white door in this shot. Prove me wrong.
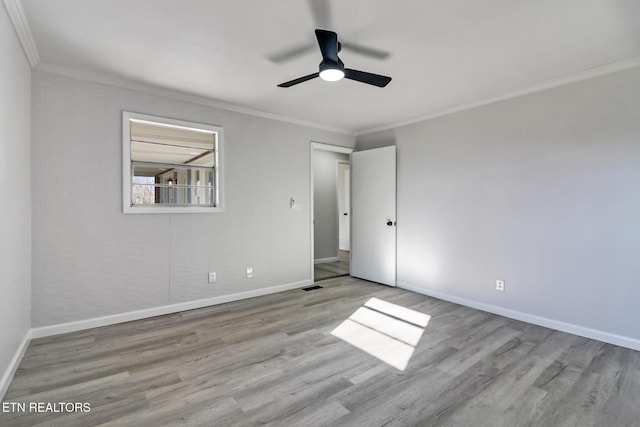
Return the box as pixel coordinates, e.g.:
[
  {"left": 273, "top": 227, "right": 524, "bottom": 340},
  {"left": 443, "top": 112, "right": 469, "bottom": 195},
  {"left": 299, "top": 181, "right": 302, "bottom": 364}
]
[
  {"left": 338, "top": 163, "right": 350, "bottom": 251},
  {"left": 351, "top": 146, "right": 396, "bottom": 286}
]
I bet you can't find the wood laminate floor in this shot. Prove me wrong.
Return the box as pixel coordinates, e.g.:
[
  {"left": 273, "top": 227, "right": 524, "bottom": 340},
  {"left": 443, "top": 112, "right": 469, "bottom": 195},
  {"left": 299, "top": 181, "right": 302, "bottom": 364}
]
[
  {"left": 314, "top": 250, "right": 350, "bottom": 281},
  {"left": 3, "top": 277, "right": 640, "bottom": 426}
]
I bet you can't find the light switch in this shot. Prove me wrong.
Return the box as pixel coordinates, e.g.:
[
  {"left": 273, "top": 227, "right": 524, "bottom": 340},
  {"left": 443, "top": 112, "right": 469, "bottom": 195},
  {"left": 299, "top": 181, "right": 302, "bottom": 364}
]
[{"left": 290, "top": 197, "right": 302, "bottom": 212}]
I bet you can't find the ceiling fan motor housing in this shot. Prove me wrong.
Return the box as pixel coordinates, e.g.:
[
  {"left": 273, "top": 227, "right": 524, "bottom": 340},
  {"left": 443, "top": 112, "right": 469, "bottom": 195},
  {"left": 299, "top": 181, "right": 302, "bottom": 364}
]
[{"left": 320, "top": 58, "right": 345, "bottom": 73}]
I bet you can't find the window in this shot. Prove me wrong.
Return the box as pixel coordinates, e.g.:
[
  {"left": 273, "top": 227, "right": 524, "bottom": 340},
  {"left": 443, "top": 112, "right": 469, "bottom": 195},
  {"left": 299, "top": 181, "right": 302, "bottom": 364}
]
[{"left": 123, "top": 112, "right": 223, "bottom": 213}]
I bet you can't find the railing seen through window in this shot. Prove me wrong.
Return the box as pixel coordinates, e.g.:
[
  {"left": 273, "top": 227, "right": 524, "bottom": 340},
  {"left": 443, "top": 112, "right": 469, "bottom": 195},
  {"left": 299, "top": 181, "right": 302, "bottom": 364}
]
[{"left": 123, "top": 112, "right": 223, "bottom": 213}]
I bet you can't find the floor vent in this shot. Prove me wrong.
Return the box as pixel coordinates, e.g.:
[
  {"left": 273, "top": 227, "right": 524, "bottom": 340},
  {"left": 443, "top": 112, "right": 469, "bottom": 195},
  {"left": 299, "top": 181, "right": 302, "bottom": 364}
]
[{"left": 302, "top": 285, "right": 324, "bottom": 291}]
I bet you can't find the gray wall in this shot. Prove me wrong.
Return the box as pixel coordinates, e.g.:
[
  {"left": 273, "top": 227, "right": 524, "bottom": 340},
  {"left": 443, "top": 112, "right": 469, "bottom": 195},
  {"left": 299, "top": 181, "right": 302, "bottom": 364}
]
[
  {"left": 358, "top": 67, "right": 640, "bottom": 342},
  {"left": 356, "top": 129, "right": 396, "bottom": 150},
  {"left": 31, "top": 70, "right": 354, "bottom": 327},
  {"left": 313, "top": 150, "right": 349, "bottom": 260},
  {"left": 0, "top": 5, "right": 31, "bottom": 393}
]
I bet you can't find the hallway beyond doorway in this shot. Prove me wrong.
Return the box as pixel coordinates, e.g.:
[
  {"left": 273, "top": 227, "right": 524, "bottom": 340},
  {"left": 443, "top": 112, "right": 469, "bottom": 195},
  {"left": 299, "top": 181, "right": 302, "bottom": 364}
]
[{"left": 315, "top": 250, "right": 349, "bottom": 281}]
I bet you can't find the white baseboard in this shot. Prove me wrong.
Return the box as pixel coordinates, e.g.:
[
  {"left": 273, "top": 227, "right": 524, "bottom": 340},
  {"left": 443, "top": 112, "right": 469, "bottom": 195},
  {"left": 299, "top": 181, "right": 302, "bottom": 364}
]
[
  {"left": 398, "top": 281, "right": 640, "bottom": 352},
  {"left": 0, "top": 329, "right": 31, "bottom": 400},
  {"left": 31, "top": 280, "right": 311, "bottom": 339},
  {"left": 314, "top": 257, "right": 340, "bottom": 264}
]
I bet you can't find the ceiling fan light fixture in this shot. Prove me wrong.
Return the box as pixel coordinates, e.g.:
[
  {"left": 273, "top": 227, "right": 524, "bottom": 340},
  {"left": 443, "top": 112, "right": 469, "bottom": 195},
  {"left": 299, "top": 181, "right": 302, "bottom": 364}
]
[{"left": 319, "top": 68, "right": 345, "bottom": 82}]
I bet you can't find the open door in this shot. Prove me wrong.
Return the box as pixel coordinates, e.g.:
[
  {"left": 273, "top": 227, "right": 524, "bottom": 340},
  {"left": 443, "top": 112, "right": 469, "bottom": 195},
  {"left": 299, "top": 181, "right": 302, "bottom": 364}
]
[
  {"left": 338, "top": 162, "right": 350, "bottom": 251},
  {"left": 351, "top": 146, "right": 396, "bottom": 286}
]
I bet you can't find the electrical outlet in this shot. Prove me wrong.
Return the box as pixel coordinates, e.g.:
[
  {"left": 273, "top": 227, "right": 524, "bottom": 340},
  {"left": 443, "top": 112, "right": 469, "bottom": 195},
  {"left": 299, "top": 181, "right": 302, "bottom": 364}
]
[
  {"left": 208, "top": 272, "right": 216, "bottom": 283},
  {"left": 496, "top": 280, "right": 505, "bottom": 292},
  {"left": 246, "top": 267, "right": 253, "bottom": 278}
]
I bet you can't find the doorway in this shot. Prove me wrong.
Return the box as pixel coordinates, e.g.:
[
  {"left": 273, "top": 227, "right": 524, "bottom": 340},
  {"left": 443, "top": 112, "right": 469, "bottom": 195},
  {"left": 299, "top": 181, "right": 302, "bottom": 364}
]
[
  {"left": 311, "top": 143, "right": 353, "bottom": 282},
  {"left": 337, "top": 161, "right": 350, "bottom": 252}
]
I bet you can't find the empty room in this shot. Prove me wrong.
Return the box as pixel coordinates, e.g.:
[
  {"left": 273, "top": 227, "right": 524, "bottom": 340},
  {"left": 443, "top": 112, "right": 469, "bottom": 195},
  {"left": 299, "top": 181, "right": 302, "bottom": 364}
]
[{"left": 2, "top": 0, "right": 640, "bottom": 425}]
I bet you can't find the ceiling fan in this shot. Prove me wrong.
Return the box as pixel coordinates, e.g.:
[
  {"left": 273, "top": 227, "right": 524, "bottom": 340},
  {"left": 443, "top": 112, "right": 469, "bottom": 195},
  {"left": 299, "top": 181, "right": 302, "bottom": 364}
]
[
  {"left": 268, "top": 0, "right": 391, "bottom": 64},
  {"left": 277, "top": 29, "right": 392, "bottom": 88}
]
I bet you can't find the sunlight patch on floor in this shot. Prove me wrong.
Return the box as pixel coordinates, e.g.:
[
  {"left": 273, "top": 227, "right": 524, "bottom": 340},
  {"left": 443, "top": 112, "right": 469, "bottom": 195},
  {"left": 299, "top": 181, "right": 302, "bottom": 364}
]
[{"left": 331, "top": 297, "right": 430, "bottom": 371}]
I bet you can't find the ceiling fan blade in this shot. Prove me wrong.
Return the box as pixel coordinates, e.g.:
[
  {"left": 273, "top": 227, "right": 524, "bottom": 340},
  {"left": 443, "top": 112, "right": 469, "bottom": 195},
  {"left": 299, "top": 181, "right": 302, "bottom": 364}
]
[
  {"left": 341, "top": 42, "right": 391, "bottom": 60},
  {"left": 277, "top": 72, "right": 320, "bottom": 88},
  {"left": 344, "top": 68, "right": 392, "bottom": 87},
  {"left": 315, "top": 29, "right": 340, "bottom": 63},
  {"left": 268, "top": 43, "right": 316, "bottom": 64},
  {"left": 307, "top": 0, "right": 332, "bottom": 30}
]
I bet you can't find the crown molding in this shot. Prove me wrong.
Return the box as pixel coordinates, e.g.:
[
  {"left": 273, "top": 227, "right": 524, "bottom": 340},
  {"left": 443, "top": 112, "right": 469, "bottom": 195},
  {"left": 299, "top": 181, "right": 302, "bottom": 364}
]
[
  {"left": 34, "top": 62, "right": 354, "bottom": 136},
  {"left": 356, "top": 56, "right": 640, "bottom": 136},
  {"left": 3, "top": 0, "right": 39, "bottom": 67}
]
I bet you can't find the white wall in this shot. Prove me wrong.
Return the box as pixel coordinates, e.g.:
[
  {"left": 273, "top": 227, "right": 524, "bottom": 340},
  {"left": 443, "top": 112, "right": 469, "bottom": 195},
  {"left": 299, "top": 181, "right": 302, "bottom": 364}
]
[
  {"left": 31, "top": 70, "right": 354, "bottom": 327},
  {"left": 358, "top": 67, "right": 640, "bottom": 343},
  {"left": 313, "top": 150, "right": 349, "bottom": 260},
  {"left": 356, "top": 129, "right": 396, "bottom": 150},
  {"left": 0, "top": 4, "right": 31, "bottom": 394}
]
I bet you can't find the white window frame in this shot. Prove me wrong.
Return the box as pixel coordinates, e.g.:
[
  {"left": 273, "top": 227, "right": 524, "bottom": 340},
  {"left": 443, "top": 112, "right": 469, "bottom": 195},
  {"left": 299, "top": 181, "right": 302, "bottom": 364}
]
[{"left": 122, "top": 111, "right": 224, "bottom": 214}]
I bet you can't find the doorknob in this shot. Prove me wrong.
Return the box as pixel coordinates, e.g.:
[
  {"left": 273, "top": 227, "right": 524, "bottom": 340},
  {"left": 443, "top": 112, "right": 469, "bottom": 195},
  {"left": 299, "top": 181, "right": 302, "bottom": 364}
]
[
  {"left": 386, "top": 220, "right": 393, "bottom": 226},
  {"left": 343, "top": 213, "right": 348, "bottom": 216}
]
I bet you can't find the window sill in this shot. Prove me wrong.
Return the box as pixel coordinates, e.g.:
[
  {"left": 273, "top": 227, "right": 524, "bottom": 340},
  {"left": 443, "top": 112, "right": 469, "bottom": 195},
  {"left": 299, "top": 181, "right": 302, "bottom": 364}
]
[{"left": 123, "top": 206, "right": 224, "bottom": 214}]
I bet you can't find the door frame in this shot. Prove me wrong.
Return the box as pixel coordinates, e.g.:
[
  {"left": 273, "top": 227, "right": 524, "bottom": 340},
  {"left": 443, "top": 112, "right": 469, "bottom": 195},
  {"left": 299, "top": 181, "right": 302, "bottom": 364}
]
[{"left": 310, "top": 142, "right": 354, "bottom": 283}]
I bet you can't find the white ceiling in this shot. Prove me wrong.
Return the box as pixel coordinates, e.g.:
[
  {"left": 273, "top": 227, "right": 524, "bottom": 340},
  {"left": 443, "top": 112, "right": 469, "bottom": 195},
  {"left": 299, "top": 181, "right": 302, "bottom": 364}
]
[{"left": 21, "top": 0, "right": 640, "bottom": 134}]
